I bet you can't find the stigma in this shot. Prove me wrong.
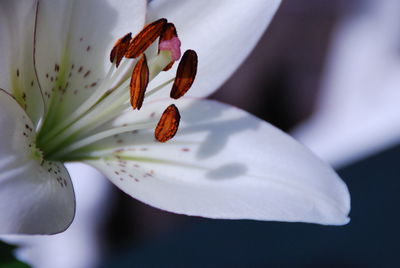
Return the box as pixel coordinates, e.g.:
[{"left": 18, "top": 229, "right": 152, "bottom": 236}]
[{"left": 110, "top": 18, "right": 198, "bottom": 143}]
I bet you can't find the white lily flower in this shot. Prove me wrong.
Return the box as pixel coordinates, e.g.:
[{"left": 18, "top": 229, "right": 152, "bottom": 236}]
[{"left": 0, "top": 0, "right": 350, "bottom": 235}]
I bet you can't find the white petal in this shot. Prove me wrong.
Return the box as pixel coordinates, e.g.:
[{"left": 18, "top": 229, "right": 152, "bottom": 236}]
[
  {"left": 0, "top": 1, "right": 44, "bottom": 126},
  {"left": 2, "top": 163, "right": 110, "bottom": 268},
  {"left": 85, "top": 99, "right": 350, "bottom": 225},
  {"left": 34, "top": 0, "right": 146, "bottom": 128},
  {"left": 147, "top": 0, "right": 281, "bottom": 98},
  {"left": 0, "top": 90, "right": 75, "bottom": 234}
]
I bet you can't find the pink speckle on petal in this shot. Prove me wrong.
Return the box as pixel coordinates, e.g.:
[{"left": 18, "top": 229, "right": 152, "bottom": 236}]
[{"left": 159, "top": 37, "right": 181, "bottom": 61}]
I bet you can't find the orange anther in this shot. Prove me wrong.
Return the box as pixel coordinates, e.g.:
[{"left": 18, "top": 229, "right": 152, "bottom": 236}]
[
  {"left": 110, "top": 33, "right": 132, "bottom": 67},
  {"left": 130, "top": 55, "right": 149, "bottom": 110},
  {"left": 125, "top": 18, "right": 167, "bottom": 59},
  {"left": 170, "top": 50, "right": 198, "bottom": 99},
  {"left": 155, "top": 104, "right": 180, "bottom": 142}
]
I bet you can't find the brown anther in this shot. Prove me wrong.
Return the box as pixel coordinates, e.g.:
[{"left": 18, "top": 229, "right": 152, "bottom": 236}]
[
  {"left": 163, "top": 62, "right": 175, "bottom": 72},
  {"left": 125, "top": 18, "right": 167, "bottom": 59},
  {"left": 155, "top": 104, "right": 180, "bottom": 143},
  {"left": 170, "top": 50, "right": 198, "bottom": 99},
  {"left": 160, "top": 23, "right": 178, "bottom": 43},
  {"left": 130, "top": 54, "right": 149, "bottom": 110},
  {"left": 159, "top": 23, "right": 178, "bottom": 71},
  {"left": 110, "top": 32, "right": 132, "bottom": 67}
]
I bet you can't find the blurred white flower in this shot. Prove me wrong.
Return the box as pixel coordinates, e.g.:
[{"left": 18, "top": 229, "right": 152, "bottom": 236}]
[{"left": 293, "top": 0, "right": 400, "bottom": 167}]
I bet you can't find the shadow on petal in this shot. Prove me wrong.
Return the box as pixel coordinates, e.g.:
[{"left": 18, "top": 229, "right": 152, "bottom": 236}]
[
  {"left": 206, "top": 163, "right": 247, "bottom": 180},
  {"left": 179, "top": 101, "right": 261, "bottom": 159}
]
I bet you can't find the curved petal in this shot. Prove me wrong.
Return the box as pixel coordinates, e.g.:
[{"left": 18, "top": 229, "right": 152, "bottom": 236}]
[
  {"left": 0, "top": 1, "right": 44, "bottom": 126},
  {"left": 147, "top": 0, "right": 281, "bottom": 98},
  {"left": 2, "top": 163, "right": 110, "bottom": 268},
  {"left": 0, "top": 90, "right": 75, "bottom": 234},
  {"left": 84, "top": 99, "right": 350, "bottom": 225},
  {"left": 34, "top": 0, "right": 146, "bottom": 131}
]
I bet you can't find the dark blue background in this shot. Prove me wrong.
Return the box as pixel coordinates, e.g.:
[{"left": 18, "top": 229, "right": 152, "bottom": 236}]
[{"left": 103, "top": 145, "right": 400, "bottom": 267}]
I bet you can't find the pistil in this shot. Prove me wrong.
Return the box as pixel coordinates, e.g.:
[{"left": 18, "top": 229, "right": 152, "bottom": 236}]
[{"left": 38, "top": 18, "right": 198, "bottom": 161}]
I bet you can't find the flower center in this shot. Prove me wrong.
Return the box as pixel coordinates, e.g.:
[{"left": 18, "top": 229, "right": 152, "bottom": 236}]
[
  {"left": 30, "top": 144, "right": 44, "bottom": 163},
  {"left": 34, "top": 18, "right": 197, "bottom": 162}
]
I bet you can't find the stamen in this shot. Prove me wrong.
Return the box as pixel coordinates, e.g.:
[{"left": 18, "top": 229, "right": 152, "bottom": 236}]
[
  {"left": 159, "top": 23, "right": 181, "bottom": 71},
  {"left": 49, "top": 121, "right": 156, "bottom": 159},
  {"left": 38, "top": 18, "right": 201, "bottom": 160},
  {"left": 110, "top": 32, "right": 132, "bottom": 67},
  {"left": 145, "top": 77, "right": 174, "bottom": 98},
  {"left": 155, "top": 104, "right": 180, "bottom": 143},
  {"left": 130, "top": 54, "right": 149, "bottom": 110},
  {"left": 170, "top": 50, "right": 198, "bottom": 99},
  {"left": 125, "top": 18, "right": 167, "bottom": 59},
  {"left": 160, "top": 23, "right": 178, "bottom": 42}
]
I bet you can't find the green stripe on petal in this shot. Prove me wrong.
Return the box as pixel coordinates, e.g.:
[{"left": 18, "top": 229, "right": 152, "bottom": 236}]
[{"left": 84, "top": 99, "right": 350, "bottom": 225}]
